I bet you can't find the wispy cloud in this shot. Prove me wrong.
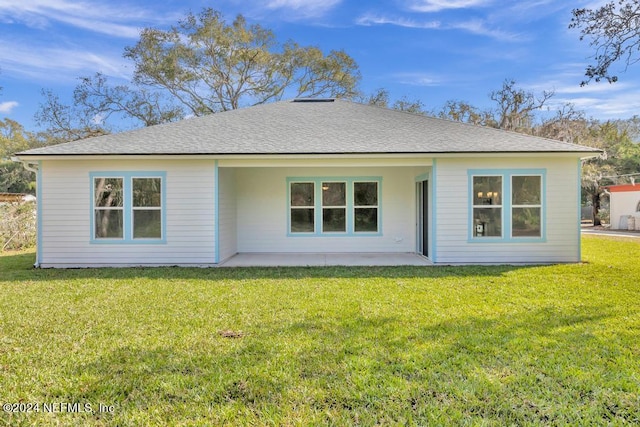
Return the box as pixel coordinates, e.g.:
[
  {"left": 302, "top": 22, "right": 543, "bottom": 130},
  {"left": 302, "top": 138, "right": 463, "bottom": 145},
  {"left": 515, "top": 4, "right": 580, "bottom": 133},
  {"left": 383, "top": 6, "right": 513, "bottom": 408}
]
[
  {"left": 406, "top": 0, "right": 493, "bottom": 13},
  {"left": 356, "top": 14, "right": 520, "bottom": 41},
  {"left": 393, "top": 72, "right": 444, "bottom": 86},
  {"left": 0, "top": 41, "right": 130, "bottom": 82},
  {"left": 450, "top": 19, "right": 524, "bottom": 41},
  {"left": 0, "top": 101, "right": 18, "bottom": 113},
  {"left": 265, "top": 0, "right": 342, "bottom": 18},
  {"left": 356, "top": 14, "right": 440, "bottom": 29},
  {"left": 0, "top": 0, "right": 174, "bottom": 38}
]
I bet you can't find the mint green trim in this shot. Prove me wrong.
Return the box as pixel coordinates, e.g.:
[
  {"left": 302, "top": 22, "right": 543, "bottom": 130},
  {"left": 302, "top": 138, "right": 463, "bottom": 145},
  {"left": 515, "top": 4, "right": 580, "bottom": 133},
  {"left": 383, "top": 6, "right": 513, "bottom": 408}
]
[
  {"left": 286, "top": 176, "right": 382, "bottom": 237},
  {"left": 467, "top": 169, "right": 547, "bottom": 243},
  {"left": 431, "top": 160, "right": 437, "bottom": 262},
  {"left": 214, "top": 161, "right": 220, "bottom": 264},
  {"left": 36, "top": 161, "right": 42, "bottom": 267},
  {"left": 90, "top": 171, "right": 166, "bottom": 244},
  {"left": 577, "top": 160, "right": 583, "bottom": 262}
]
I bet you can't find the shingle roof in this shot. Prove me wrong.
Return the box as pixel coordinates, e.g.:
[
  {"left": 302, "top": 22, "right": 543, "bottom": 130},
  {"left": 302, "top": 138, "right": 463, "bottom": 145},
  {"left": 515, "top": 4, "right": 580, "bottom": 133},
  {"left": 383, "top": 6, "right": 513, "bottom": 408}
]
[{"left": 18, "top": 99, "right": 600, "bottom": 156}]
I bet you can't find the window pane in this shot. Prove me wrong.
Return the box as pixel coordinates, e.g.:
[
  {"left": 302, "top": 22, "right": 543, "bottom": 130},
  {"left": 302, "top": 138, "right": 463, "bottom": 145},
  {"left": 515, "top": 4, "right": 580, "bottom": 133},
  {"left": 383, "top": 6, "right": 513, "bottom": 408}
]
[
  {"left": 512, "top": 176, "right": 541, "bottom": 205},
  {"left": 355, "top": 208, "right": 378, "bottom": 232},
  {"left": 322, "top": 182, "right": 346, "bottom": 206},
  {"left": 94, "top": 178, "right": 123, "bottom": 207},
  {"left": 473, "top": 207, "right": 502, "bottom": 237},
  {"left": 473, "top": 176, "right": 502, "bottom": 206},
  {"left": 512, "top": 207, "right": 541, "bottom": 237},
  {"left": 291, "top": 208, "right": 314, "bottom": 232},
  {"left": 323, "top": 208, "right": 346, "bottom": 232},
  {"left": 95, "top": 210, "right": 123, "bottom": 238},
  {"left": 291, "top": 183, "right": 314, "bottom": 207},
  {"left": 133, "top": 210, "right": 162, "bottom": 239},
  {"left": 133, "top": 178, "right": 161, "bottom": 207},
  {"left": 354, "top": 182, "right": 378, "bottom": 206}
]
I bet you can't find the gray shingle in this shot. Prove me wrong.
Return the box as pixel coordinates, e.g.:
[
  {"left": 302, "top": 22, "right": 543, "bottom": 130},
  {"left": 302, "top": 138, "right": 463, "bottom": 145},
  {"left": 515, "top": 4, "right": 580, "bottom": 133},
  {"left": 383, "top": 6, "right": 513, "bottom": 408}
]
[{"left": 18, "top": 99, "right": 600, "bottom": 156}]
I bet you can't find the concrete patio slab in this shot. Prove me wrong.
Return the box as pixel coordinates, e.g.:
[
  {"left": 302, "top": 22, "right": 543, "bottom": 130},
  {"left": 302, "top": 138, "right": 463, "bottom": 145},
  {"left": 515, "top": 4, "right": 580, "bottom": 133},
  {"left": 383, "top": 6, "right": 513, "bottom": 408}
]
[{"left": 219, "top": 253, "right": 433, "bottom": 267}]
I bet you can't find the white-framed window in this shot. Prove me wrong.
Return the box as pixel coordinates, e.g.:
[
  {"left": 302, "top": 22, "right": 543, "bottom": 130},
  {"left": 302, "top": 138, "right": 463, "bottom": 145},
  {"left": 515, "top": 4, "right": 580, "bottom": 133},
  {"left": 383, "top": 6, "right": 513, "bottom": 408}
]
[
  {"left": 288, "top": 177, "right": 381, "bottom": 236},
  {"left": 472, "top": 175, "right": 503, "bottom": 238},
  {"left": 91, "top": 172, "right": 166, "bottom": 243},
  {"left": 290, "top": 182, "right": 315, "bottom": 233},
  {"left": 511, "top": 175, "right": 542, "bottom": 238},
  {"left": 469, "top": 169, "right": 545, "bottom": 242},
  {"left": 94, "top": 177, "right": 124, "bottom": 239}
]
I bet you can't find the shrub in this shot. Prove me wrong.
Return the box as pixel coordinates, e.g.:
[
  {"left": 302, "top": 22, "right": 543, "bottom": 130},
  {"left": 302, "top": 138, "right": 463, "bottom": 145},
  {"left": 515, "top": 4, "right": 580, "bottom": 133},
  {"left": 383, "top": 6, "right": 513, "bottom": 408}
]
[{"left": 0, "top": 201, "right": 36, "bottom": 251}]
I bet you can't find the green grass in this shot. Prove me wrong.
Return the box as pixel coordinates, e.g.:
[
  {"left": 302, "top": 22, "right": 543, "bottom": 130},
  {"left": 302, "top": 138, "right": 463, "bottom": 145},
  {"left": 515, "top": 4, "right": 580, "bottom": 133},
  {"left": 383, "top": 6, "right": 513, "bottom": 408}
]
[{"left": 1, "top": 236, "right": 639, "bottom": 426}]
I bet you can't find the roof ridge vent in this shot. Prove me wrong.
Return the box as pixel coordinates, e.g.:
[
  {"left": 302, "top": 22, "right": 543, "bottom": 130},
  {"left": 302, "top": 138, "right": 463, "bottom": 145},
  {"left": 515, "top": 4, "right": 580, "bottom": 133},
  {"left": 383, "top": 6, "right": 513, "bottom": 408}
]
[{"left": 292, "top": 98, "right": 335, "bottom": 103}]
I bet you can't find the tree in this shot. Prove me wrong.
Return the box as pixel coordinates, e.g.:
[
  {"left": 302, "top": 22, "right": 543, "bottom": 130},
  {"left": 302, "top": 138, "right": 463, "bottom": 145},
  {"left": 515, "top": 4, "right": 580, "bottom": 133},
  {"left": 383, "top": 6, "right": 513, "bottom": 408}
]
[
  {"left": 0, "top": 119, "right": 37, "bottom": 194},
  {"left": 35, "top": 90, "right": 109, "bottom": 143},
  {"left": 436, "top": 100, "right": 492, "bottom": 126},
  {"left": 570, "top": 0, "right": 640, "bottom": 85},
  {"left": 535, "top": 103, "right": 589, "bottom": 143},
  {"left": 45, "top": 8, "right": 361, "bottom": 132},
  {"left": 488, "top": 79, "right": 554, "bottom": 132}
]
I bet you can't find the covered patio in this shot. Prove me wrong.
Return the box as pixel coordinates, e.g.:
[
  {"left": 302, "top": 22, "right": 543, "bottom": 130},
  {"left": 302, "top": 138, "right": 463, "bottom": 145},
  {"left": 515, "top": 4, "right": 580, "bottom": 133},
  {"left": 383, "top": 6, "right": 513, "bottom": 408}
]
[{"left": 219, "top": 252, "right": 433, "bottom": 267}]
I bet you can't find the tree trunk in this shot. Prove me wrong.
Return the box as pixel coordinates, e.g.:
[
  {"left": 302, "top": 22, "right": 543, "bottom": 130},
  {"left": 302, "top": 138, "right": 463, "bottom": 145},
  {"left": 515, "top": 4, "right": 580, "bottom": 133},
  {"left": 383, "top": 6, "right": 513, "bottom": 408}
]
[{"left": 591, "top": 191, "right": 601, "bottom": 226}]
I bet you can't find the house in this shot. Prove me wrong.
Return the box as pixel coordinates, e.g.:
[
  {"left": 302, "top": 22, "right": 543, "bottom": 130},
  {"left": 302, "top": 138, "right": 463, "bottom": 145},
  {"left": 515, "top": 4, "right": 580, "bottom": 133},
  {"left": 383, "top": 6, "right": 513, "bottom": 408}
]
[
  {"left": 16, "top": 99, "right": 599, "bottom": 267},
  {"left": 606, "top": 183, "right": 640, "bottom": 230}
]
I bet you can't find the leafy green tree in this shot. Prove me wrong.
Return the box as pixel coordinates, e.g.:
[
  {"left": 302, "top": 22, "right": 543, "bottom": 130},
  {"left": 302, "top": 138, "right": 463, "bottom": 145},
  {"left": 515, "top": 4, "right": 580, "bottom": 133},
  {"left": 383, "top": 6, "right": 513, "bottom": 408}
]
[
  {"left": 0, "top": 119, "right": 38, "bottom": 194},
  {"left": 41, "top": 8, "right": 361, "bottom": 133},
  {"left": 570, "top": 1, "right": 640, "bottom": 84}
]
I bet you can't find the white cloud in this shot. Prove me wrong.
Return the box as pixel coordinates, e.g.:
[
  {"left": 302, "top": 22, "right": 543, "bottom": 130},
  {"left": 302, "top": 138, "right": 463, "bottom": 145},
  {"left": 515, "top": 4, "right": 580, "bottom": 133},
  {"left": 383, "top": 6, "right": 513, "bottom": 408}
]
[
  {"left": 450, "top": 19, "right": 524, "bottom": 41},
  {"left": 393, "top": 72, "right": 443, "bottom": 86},
  {"left": 356, "top": 14, "right": 440, "bottom": 29},
  {"left": 0, "top": 101, "right": 18, "bottom": 113},
  {"left": 265, "top": 0, "right": 342, "bottom": 17},
  {"left": 407, "top": 0, "right": 493, "bottom": 13},
  {"left": 356, "top": 14, "right": 519, "bottom": 41},
  {"left": 0, "top": 41, "right": 130, "bottom": 83},
  {"left": 0, "top": 0, "right": 174, "bottom": 38}
]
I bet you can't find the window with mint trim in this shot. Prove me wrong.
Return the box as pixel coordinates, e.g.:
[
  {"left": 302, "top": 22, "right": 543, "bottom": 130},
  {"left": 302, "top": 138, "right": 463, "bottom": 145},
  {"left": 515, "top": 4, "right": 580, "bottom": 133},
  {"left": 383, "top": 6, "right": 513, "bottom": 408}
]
[
  {"left": 354, "top": 182, "right": 378, "bottom": 232},
  {"left": 511, "top": 175, "right": 542, "bottom": 237},
  {"left": 288, "top": 177, "right": 381, "bottom": 235},
  {"left": 91, "top": 172, "right": 165, "bottom": 243},
  {"left": 94, "top": 177, "right": 124, "bottom": 239},
  {"left": 322, "top": 182, "right": 346, "bottom": 232},
  {"left": 469, "top": 170, "right": 545, "bottom": 242},
  {"left": 472, "top": 176, "right": 502, "bottom": 237},
  {"left": 132, "top": 178, "right": 162, "bottom": 239},
  {"left": 290, "top": 182, "right": 315, "bottom": 233}
]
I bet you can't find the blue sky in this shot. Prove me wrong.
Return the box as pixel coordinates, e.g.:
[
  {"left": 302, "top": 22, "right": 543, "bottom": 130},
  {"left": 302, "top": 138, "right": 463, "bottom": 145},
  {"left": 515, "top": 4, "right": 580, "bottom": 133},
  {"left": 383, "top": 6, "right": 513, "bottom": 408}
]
[{"left": 1, "top": 0, "right": 637, "bottom": 131}]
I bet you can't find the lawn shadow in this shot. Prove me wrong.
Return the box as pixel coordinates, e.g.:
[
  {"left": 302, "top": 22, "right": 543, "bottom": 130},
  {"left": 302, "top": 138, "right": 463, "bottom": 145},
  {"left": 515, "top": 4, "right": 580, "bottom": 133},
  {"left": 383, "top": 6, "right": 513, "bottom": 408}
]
[
  {"left": 1, "top": 249, "right": 543, "bottom": 282},
  {"left": 58, "top": 304, "right": 627, "bottom": 424}
]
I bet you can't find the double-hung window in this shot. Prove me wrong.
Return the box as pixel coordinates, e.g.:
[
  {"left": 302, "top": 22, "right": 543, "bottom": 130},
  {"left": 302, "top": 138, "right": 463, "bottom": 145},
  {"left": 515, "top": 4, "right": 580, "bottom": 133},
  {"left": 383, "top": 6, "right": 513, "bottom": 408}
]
[
  {"left": 469, "top": 170, "right": 545, "bottom": 242},
  {"left": 91, "top": 172, "right": 166, "bottom": 243},
  {"left": 288, "top": 177, "right": 381, "bottom": 236}
]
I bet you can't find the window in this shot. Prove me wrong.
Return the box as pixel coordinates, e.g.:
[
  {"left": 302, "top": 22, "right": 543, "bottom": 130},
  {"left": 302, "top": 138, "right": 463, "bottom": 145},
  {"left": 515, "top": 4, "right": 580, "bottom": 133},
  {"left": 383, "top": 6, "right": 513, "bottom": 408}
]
[
  {"left": 94, "top": 178, "right": 124, "bottom": 239},
  {"left": 322, "top": 182, "right": 346, "bottom": 232},
  {"left": 354, "top": 182, "right": 378, "bottom": 232},
  {"left": 511, "top": 175, "right": 541, "bottom": 237},
  {"left": 91, "top": 172, "right": 166, "bottom": 243},
  {"left": 290, "top": 182, "right": 315, "bottom": 233},
  {"left": 469, "top": 170, "right": 545, "bottom": 242},
  {"left": 472, "top": 176, "right": 502, "bottom": 237},
  {"left": 288, "top": 178, "right": 381, "bottom": 236}
]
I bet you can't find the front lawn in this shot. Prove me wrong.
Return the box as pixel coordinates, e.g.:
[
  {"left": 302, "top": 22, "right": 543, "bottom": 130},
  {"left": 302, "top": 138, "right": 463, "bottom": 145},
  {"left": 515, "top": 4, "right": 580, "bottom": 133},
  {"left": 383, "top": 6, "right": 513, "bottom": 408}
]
[{"left": 1, "top": 235, "right": 639, "bottom": 425}]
